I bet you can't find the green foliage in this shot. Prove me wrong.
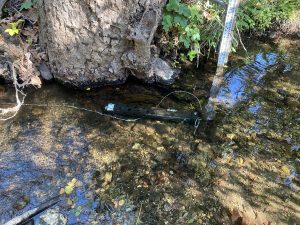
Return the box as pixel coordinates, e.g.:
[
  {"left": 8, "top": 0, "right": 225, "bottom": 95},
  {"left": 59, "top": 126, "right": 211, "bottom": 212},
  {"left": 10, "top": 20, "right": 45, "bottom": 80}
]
[
  {"left": 162, "top": 0, "right": 224, "bottom": 62},
  {"left": 162, "top": 0, "right": 300, "bottom": 63},
  {"left": 237, "top": 0, "right": 300, "bottom": 31},
  {"left": 4, "top": 19, "right": 24, "bottom": 36},
  {"left": 20, "top": 0, "right": 33, "bottom": 11}
]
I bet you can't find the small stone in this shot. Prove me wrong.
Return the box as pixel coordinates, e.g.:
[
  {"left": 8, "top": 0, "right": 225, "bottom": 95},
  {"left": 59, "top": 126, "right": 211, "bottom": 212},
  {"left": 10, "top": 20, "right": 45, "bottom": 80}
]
[
  {"left": 146, "top": 127, "right": 156, "bottom": 135},
  {"left": 152, "top": 57, "right": 179, "bottom": 85},
  {"left": 287, "top": 97, "right": 299, "bottom": 108},
  {"left": 280, "top": 165, "right": 291, "bottom": 177},
  {"left": 103, "top": 172, "right": 113, "bottom": 184},
  {"left": 67, "top": 199, "right": 73, "bottom": 206},
  {"left": 163, "top": 203, "right": 172, "bottom": 212},
  {"left": 39, "top": 63, "right": 54, "bottom": 81},
  {"left": 157, "top": 146, "right": 165, "bottom": 151},
  {"left": 132, "top": 143, "right": 141, "bottom": 150},
  {"left": 226, "top": 133, "right": 236, "bottom": 141},
  {"left": 59, "top": 188, "right": 65, "bottom": 195},
  {"left": 75, "top": 180, "right": 83, "bottom": 187},
  {"left": 38, "top": 208, "right": 67, "bottom": 225},
  {"left": 13, "top": 196, "right": 30, "bottom": 211},
  {"left": 118, "top": 199, "right": 125, "bottom": 207},
  {"left": 71, "top": 178, "right": 77, "bottom": 184},
  {"left": 237, "top": 157, "right": 244, "bottom": 165}
]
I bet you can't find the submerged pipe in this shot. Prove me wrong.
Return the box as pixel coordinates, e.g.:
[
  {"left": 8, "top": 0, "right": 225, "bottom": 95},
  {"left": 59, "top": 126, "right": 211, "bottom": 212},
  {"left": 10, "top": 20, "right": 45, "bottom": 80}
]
[{"left": 205, "top": 0, "right": 240, "bottom": 120}]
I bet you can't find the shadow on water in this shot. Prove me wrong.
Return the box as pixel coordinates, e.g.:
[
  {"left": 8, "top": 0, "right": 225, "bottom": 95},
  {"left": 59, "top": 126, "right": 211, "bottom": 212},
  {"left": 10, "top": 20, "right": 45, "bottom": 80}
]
[{"left": 0, "top": 40, "right": 299, "bottom": 224}]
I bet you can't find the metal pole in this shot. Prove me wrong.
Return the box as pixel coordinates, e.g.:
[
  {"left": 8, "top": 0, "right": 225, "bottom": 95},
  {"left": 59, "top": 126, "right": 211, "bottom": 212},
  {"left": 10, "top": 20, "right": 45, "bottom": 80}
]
[{"left": 205, "top": 0, "right": 240, "bottom": 120}]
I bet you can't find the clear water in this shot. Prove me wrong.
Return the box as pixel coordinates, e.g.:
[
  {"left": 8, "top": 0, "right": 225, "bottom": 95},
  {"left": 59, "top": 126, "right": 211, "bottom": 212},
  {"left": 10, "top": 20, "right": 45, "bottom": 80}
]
[{"left": 0, "top": 40, "right": 299, "bottom": 224}]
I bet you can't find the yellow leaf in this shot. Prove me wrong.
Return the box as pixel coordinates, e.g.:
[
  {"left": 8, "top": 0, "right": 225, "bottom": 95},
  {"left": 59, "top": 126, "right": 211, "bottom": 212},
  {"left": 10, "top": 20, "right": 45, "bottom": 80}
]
[{"left": 5, "top": 28, "right": 19, "bottom": 36}]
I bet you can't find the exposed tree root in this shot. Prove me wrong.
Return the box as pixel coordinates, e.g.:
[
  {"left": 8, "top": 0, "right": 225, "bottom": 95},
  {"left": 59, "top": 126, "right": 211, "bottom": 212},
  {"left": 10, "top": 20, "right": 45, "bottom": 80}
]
[{"left": 0, "top": 36, "right": 41, "bottom": 120}]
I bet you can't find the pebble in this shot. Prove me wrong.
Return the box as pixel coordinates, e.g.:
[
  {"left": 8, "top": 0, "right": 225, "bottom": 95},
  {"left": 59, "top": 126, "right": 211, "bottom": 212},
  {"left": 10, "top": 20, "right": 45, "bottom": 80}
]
[
  {"left": 237, "top": 157, "right": 244, "bottom": 166},
  {"left": 67, "top": 199, "right": 73, "bottom": 206},
  {"left": 132, "top": 143, "right": 141, "bottom": 150},
  {"left": 157, "top": 146, "right": 166, "bottom": 151},
  {"left": 38, "top": 208, "right": 67, "bottom": 225},
  {"left": 280, "top": 165, "right": 291, "bottom": 177},
  {"left": 103, "top": 172, "right": 113, "bottom": 185},
  {"left": 13, "top": 196, "right": 30, "bottom": 211},
  {"left": 39, "top": 63, "right": 54, "bottom": 81},
  {"left": 146, "top": 127, "right": 156, "bottom": 135}
]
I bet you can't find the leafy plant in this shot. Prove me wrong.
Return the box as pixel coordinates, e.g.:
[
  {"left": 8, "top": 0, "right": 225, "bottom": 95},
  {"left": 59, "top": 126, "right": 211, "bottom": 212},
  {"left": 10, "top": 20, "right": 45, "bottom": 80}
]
[
  {"left": 20, "top": 0, "right": 33, "bottom": 11},
  {"left": 237, "top": 0, "right": 300, "bottom": 31},
  {"left": 4, "top": 19, "right": 24, "bottom": 36},
  {"left": 162, "top": 0, "right": 300, "bottom": 64},
  {"left": 162, "top": 0, "right": 224, "bottom": 62}
]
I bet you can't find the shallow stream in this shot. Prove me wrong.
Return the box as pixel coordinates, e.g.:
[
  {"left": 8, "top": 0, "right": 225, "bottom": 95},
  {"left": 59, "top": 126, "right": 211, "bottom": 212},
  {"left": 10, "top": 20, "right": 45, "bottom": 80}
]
[{"left": 0, "top": 40, "right": 299, "bottom": 224}]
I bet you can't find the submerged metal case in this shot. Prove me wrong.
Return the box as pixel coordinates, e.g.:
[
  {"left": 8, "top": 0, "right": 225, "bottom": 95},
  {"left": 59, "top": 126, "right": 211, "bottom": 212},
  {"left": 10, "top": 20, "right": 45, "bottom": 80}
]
[{"left": 103, "top": 102, "right": 199, "bottom": 124}]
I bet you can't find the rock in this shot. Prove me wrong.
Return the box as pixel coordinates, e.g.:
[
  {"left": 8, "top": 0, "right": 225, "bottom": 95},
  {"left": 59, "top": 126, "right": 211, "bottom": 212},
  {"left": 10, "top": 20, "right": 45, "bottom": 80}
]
[
  {"left": 0, "top": 61, "right": 13, "bottom": 83},
  {"left": 286, "top": 97, "right": 299, "bottom": 109},
  {"left": 226, "top": 133, "right": 236, "bottom": 141},
  {"left": 13, "top": 196, "right": 30, "bottom": 211},
  {"left": 103, "top": 172, "right": 113, "bottom": 185},
  {"left": 237, "top": 157, "right": 244, "bottom": 166},
  {"left": 151, "top": 58, "right": 179, "bottom": 85},
  {"left": 38, "top": 208, "right": 67, "bottom": 225},
  {"left": 132, "top": 143, "right": 141, "bottom": 150},
  {"left": 145, "top": 126, "right": 156, "bottom": 135},
  {"left": 279, "top": 165, "right": 291, "bottom": 177},
  {"left": 157, "top": 146, "right": 166, "bottom": 151},
  {"left": 39, "top": 63, "right": 54, "bottom": 81},
  {"left": 66, "top": 199, "right": 73, "bottom": 206}
]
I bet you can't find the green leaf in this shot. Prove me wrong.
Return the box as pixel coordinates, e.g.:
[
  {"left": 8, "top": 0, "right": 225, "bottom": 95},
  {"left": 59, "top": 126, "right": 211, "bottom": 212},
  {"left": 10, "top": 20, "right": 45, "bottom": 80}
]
[
  {"left": 166, "top": 0, "right": 180, "bottom": 12},
  {"left": 189, "top": 6, "right": 203, "bottom": 22},
  {"left": 174, "top": 16, "right": 188, "bottom": 27},
  {"left": 179, "top": 35, "right": 190, "bottom": 48},
  {"left": 20, "top": 1, "right": 33, "bottom": 11},
  {"left": 178, "top": 5, "right": 191, "bottom": 17},
  {"left": 75, "top": 206, "right": 82, "bottom": 217},
  {"left": 187, "top": 50, "right": 197, "bottom": 61},
  {"left": 162, "top": 15, "right": 172, "bottom": 32},
  {"left": 5, "top": 28, "right": 20, "bottom": 36},
  {"left": 64, "top": 179, "right": 77, "bottom": 195},
  {"left": 191, "top": 32, "right": 200, "bottom": 41},
  {"left": 26, "top": 37, "right": 33, "bottom": 45},
  {"left": 64, "top": 185, "right": 74, "bottom": 195},
  {"left": 5, "top": 19, "right": 25, "bottom": 36}
]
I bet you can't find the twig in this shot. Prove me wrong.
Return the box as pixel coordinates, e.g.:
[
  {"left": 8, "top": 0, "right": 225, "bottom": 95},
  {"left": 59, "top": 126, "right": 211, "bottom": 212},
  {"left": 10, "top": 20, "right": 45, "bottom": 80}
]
[
  {"left": 135, "top": 203, "right": 143, "bottom": 225},
  {"left": 236, "top": 24, "right": 248, "bottom": 56}
]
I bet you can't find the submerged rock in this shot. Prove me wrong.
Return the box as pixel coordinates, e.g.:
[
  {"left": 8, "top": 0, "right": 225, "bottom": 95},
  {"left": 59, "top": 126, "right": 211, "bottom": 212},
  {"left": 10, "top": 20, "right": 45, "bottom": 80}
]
[
  {"left": 38, "top": 208, "right": 67, "bottom": 225},
  {"left": 13, "top": 196, "right": 30, "bottom": 211}
]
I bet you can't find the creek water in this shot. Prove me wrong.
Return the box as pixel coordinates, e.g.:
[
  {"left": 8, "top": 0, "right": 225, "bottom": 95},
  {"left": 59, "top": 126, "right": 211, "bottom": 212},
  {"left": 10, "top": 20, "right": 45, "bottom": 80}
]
[{"left": 0, "top": 40, "right": 299, "bottom": 224}]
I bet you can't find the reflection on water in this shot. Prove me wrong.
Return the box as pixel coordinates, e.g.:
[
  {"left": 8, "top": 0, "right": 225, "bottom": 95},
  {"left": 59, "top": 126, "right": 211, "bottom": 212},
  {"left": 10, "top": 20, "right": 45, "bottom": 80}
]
[
  {"left": 0, "top": 40, "right": 299, "bottom": 224},
  {"left": 218, "top": 52, "right": 282, "bottom": 106}
]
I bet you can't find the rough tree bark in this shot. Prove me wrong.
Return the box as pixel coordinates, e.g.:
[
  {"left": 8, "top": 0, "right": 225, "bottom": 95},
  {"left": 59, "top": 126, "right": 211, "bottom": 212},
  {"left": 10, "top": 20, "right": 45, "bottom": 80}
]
[{"left": 37, "top": 0, "right": 177, "bottom": 89}]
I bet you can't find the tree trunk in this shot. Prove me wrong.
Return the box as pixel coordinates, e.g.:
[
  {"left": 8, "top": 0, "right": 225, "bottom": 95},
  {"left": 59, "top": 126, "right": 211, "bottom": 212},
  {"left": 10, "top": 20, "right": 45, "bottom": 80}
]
[{"left": 37, "top": 0, "right": 176, "bottom": 89}]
